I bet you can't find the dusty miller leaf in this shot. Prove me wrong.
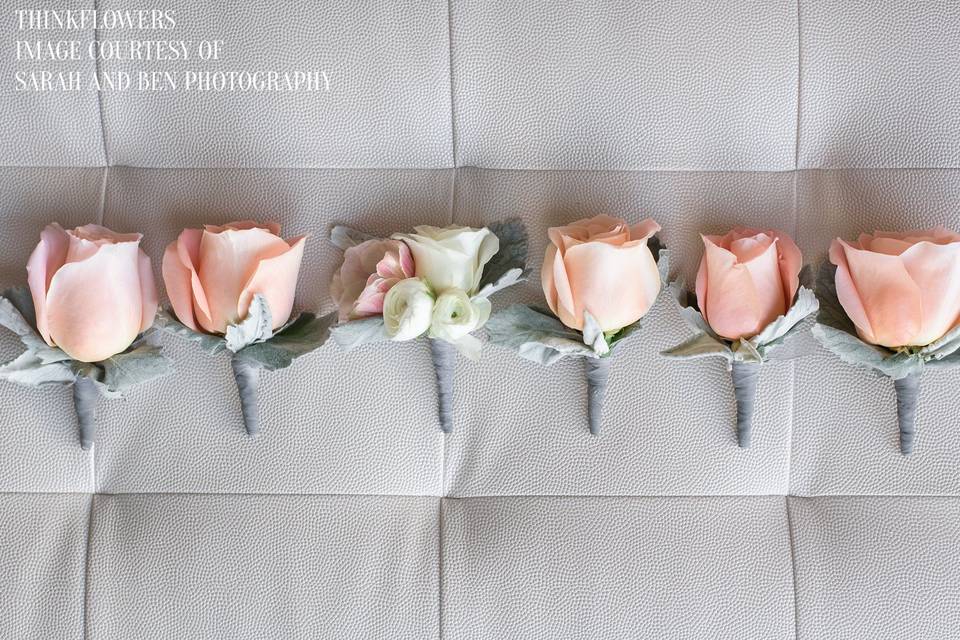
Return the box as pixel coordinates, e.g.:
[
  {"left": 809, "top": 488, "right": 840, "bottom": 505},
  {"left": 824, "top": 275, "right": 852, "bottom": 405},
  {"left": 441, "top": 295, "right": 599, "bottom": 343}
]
[
  {"left": 751, "top": 286, "right": 819, "bottom": 350},
  {"left": 236, "top": 311, "right": 335, "bottom": 371},
  {"left": 581, "top": 311, "right": 609, "bottom": 356},
  {"left": 330, "top": 316, "right": 391, "bottom": 350},
  {"left": 155, "top": 309, "right": 228, "bottom": 355},
  {"left": 225, "top": 294, "right": 274, "bottom": 353},
  {"left": 478, "top": 218, "right": 527, "bottom": 293},
  {"left": 662, "top": 332, "right": 733, "bottom": 361},
  {"left": 487, "top": 304, "right": 594, "bottom": 364},
  {"left": 329, "top": 225, "right": 376, "bottom": 250},
  {"left": 101, "top": 344, "right": 173, "bottom": 392},
  {"left": 0, "top": 351, "right": 76, "bottom": 386},
  {"left": 474, "top": 267, "right": 526, "bottom": 299}
]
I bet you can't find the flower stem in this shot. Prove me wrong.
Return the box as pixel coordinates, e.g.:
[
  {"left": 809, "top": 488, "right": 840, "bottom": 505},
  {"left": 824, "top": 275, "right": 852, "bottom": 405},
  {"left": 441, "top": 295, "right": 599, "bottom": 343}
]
[
  {"left": 585, "top": 356, "right": 611, "bottom": 435},
  {"left": 430, "top": 339, "right": 456, "bottom": 433},
  {"left": 231, "top": 356, "right": 261, "bottom": 437},
  {"left": 731, "top": 361, "right": 761, "bottom": 448},
  {"left": 894, "top": 372, "right": 921, "bottom": 455},
  {"left": 73, "top": 376, "right": 98, "bottom": 451}
]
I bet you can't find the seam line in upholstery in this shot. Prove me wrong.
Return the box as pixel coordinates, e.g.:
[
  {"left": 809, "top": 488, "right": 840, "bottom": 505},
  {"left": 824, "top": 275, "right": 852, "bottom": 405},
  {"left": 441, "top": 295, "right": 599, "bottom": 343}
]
[
  {"left": 4, "top": 491, "right": 957, "bottom": 498},
  {"left": 81, "top": 493, "right": 96, "bottom": 640},
  {"left": 445, "top": 0, "right": 458, "bottom": 167},
  {"left": 785, "top": 496, "right": 801, "bottom": 640},
  {"left": 4, "top": 165, "right": 960, "bottom": 172},
  {"left": 437, "top": 498, "right": 445, "bottom": 640},
  {"left": 91, "top": 0, "right": 110, "bottom": 166},
  {"left": 794, "top": 0, "right": 802, "bottom": 169}
]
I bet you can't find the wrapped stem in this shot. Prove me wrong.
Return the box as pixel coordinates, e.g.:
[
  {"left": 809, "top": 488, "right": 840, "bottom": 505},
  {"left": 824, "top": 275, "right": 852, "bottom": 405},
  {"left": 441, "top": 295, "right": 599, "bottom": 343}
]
[
  {"left": 231, "top": 356, "right": 261, "bottom": 437},
  {"left": 585, "top": 356, "right": 611, "bottom": 435},
  {"left": 731, "top": 361, "right": 761, "bottom": 448},
  {"left": 894, "top": 372, "right": 921, "bottom": 455},
  {"left": 430, "top": 339, "right": 456, "bottom": 433},
  {"left": 73, "top": 376, "right": 98, "bottom": 451}
]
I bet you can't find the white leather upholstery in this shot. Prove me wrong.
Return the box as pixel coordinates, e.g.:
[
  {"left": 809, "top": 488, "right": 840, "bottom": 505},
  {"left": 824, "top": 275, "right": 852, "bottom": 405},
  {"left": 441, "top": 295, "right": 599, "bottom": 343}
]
[{"left": 2, "top": 1, "right": 959, "bottom": 638}]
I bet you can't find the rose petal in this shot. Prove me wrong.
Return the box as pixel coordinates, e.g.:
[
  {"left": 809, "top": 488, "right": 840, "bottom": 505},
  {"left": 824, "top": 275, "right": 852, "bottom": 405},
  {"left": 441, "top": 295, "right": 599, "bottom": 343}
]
[
  {"left": 772, "top": 230, "right": 802, "bottom": 304},
  {"left": 238, "top": 237, "right": 306, "bottom": 329},
  {"left": 198, "top": 227, "right": 289, "bottom": 332},
  {"left": 833, "top": 239, "right": 921, "bottom": 347},
  {"left": 46, "top": 242, "right": 143, "bottom": 362},
  {"left": 137, "top": 248, "right": 158, "bottom": 333},
  {"left": 26, "top": 223, "right": 70, "bottom": 345},
  {"left": 161, "top": 229, "right": 209, "bottom": 331},
  {"left": 700, "top": 235, "right": 764, "bottom": 340},
  {"left": 899, "top": 240, "right": 960, "bottom": 345}
]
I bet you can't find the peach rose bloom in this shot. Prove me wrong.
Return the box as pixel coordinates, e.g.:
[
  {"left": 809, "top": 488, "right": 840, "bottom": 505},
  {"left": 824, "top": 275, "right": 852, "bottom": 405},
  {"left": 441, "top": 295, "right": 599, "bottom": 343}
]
[
  {"left": 542, "top": 214, "right": 661, "bottom": 332},
  {"left": 162, "top": 220, "right": 305, "bottom": 334},
  {"left": 696, "top": 228, "right": 802, "bottom": 341},
  {"left": 830, "top": 228, "right": 960, "bottom": 348},
  {"left": 27, "top": 223, "right": 158, "bottom": 363},
  {"left": 330, "top": 239, "right": 414, "bottom": 322}
]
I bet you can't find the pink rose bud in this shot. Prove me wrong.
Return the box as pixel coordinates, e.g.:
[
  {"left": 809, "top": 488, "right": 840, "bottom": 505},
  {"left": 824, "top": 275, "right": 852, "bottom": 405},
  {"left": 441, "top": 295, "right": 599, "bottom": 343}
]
[
  {"left": 26, "top": 223, "right": 159, "bottom": 363},
  {"left": 161, "top": 220, "right": 305, "bottom": 334},
  {"left": 542, "top": 214, "right": 662, "bottom": 332},
  {"left": 695, "top": 228, "right": 802, "bottom": 341},
  {"left": 330, "top": 238, "right": 415, "bottom": 322},
  {"left": 829, "top": 228, "right": 960, "bottom": 348}
]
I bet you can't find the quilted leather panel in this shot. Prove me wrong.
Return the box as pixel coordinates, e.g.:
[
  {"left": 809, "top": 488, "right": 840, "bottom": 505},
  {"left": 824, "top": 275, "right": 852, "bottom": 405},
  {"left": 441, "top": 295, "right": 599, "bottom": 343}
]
[
  {"left": 445, "top": 169, "right": 796, "bottom": 495},
  {"left": 0, "top": 493, "right": 89, "bottom": 640},
  {"left": 0, "top": 168, "right": 103, "bottom": 492},
  {"left": 451, "top": 0, "right": 798, "bottom": 170},
  {"left": 790, "top": 496, "right": 960, "bottom": 639},
  {"left": 87, "top": 494, "right": 440, "bottom": 640},
  {"left": 798, "top": 0, "right": 960, "bottom": 168},
  {"left": 791, "top": 170, "right": 960, "bottom": 495},
  {"left": 442, "top": 496, "right": 795, "bottom": 639},
  {"left": 94, "top": 168, "right": 451, "bottom": 494},
  {"left": 1, "top": 0, "right": 105, "bottom": 166},
  {"left": 98, "top": 0, "right": 453, "bottom": 168}
]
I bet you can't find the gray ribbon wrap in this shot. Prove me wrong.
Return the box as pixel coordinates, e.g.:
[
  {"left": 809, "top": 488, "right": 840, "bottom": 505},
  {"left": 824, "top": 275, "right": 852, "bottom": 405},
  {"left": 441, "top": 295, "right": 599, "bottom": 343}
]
[
  {"left": 73, "top": 376, "right": 98, "bottom": 451},
  {"left": 585, "top": 356, "right": 611, "bottom": 435},
  {"left": 731, "top": 361, "right": 761, "bottom": 448},
  {"left": 430, "top": 339, "right": 456, "bottom": 433},
  {"left": 894, "top": 372, "right": 921, "bottom": 455},
  {"left": 231, "top": 356, "right": 261, "bottom": 437}
]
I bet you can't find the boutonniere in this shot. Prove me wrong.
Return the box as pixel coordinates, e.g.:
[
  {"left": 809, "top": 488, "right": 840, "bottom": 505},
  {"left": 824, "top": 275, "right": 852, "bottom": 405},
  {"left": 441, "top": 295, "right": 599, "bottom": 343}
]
[
  {"left": 0, "top": 223, "right": 171, "bottom": 449},
  {"left": 328, "top": 219, "right": 527, "bottom": 432},
  {"left": 487, "top": 215, "right": 666, "bottom": 435},
  {"left": 157, "top": 220, "right": 332, "bottom": 437},
  {"left": 663, "top": 228, "right": 817, "bottom": 447},
  {"left": 813, "top": 228, "right": 960, "bottom": 454}
]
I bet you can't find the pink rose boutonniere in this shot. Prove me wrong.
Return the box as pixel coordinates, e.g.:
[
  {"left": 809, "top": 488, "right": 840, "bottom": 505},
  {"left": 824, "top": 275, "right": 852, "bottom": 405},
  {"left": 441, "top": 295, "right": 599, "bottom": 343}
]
[
  {"left": 814, "top": 228, "right": 960, "bottom": 454},
  {"left": 487, "top": 214, "right": 666, "bottom": 435},
  {"left": 663, "top": 228, "right": 818, "bottom": 448},
  {"left": 0, "top": 223, "right": 171, "bottom": 449},
  {"left": 158, "top": 220, "right": 333, "bottom": 437}
]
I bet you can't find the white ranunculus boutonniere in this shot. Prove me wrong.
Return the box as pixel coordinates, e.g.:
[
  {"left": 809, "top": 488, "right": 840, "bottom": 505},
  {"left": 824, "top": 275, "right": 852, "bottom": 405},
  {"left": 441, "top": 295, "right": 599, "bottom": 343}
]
[{"left": 329, "top": 220, "right": 528, "bottom": 433}]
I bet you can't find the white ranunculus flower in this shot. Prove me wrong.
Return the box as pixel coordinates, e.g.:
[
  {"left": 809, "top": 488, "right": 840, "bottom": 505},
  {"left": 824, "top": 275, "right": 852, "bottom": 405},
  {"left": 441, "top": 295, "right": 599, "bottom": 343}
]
[
  {"left": 382, "top": 277, "right": 435, "bottom": 341},
  {"left": 392, "top": 225, "right": 499, "bottom": 295},
  {"left": 430, "top": 290, "right": 491, "bottom": 341}
]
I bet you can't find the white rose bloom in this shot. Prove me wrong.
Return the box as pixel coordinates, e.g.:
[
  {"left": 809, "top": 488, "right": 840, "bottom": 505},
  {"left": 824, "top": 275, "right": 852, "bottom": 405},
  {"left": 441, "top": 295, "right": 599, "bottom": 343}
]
[
  {"left": 382, "top": 278, "right": 435, "bottom": 341},
  {"left": 392, "top": 225, "right": 499, "bottom": 295}
]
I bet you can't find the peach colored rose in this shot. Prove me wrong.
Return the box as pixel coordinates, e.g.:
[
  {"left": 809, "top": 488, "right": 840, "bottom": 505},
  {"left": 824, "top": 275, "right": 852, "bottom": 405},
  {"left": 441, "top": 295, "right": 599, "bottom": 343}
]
[
  {"left": 695, "top": 227, "right": 802, "bottom": 341},
  {"left": 162, "top": 220, "right": 305, "bottom": 334},
  {"left": 542, "top": 214, "right": 661, "bottom": 332},
  {"left": 26, "top": 223, "right": 158, "bottom": 363},
  {"left": 330, "top": 239, "right": 414, "bottom": 322},
  {"left": 829, "top": 228, "right": 960, "bottom": 348}
]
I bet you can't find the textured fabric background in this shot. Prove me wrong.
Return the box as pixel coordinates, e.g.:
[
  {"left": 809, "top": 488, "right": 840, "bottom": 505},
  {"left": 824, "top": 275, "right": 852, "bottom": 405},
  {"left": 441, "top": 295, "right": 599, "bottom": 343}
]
[{"left": 2, "top": 1, "right": 959, "bottom": 638}]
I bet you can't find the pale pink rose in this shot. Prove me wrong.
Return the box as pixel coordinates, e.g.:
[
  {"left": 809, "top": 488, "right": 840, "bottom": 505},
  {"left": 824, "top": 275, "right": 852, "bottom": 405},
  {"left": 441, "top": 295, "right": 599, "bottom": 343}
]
[
  {"left": 162, "top": 220, "right": 305, "bottom": 334},
  {"left": 26, "top": 223, "right": 158, "bottom": 363},
  {"left": 330, "top": 239, "right": 414, "bottom": 322},
  {"left": 695, "top": 227, "right": 802, "bottom": 341},
  {"left": 829, "top": 228, "right": 960, "bottom": 348},
  {"left": 542, "top": 214, "right": 662, "bottom": 332}
]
